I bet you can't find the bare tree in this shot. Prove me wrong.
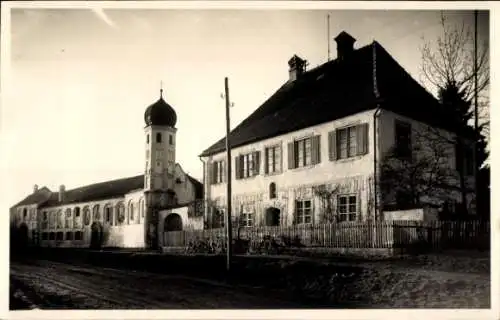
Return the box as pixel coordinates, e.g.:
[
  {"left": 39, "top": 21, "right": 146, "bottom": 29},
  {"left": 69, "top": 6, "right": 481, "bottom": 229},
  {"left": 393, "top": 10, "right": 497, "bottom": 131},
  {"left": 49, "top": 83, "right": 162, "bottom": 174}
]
[
  {"left": 380, "top": 126, "right": 459, "bottom": 211},
  {"left": 312, "top": 184, "right": 341, "bottom": 223},
  {"left": 420, "top": 12, "right": 489, "bottom": 129}
]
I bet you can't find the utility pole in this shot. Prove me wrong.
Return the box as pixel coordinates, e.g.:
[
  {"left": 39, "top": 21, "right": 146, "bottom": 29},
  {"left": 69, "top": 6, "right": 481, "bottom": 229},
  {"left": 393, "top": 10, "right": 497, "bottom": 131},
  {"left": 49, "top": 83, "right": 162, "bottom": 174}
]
[
  {"left": 224, "top": 77, "right": 233, "bottom": 271},
  {"left": 327, "top": 14, "right": 331, "bottom": 61},
  {"left": 473, "top": 10, "right": 479, "bottom": 215}
]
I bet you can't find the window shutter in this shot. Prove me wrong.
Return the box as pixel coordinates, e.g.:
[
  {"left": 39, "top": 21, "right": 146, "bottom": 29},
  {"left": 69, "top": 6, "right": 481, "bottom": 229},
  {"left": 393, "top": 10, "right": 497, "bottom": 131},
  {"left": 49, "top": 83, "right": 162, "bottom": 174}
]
[
  {"left": 288, "top": 142, "right": 295, "bottom": 169},
  {"left": 235, "top": 156, "right": 241, "bottom": 180},
  {"left": 357, "top": 123, "right": 369, "bottom": 155},
  {"left": 254, "top": 151, "right": 261, "bottom": 175},
  {"left": 264, "top": 148, "right": 269, "bottom": 174},
  {"left": 211, "top": 162, "right": 216, "bottom": 185},
  {"left": 328, "top": 131, "right": 336, "bottom": 161},
  {"left": 312, "top": 135, "right": 321, "bottom": 165},
  {"left": 279, "top": 146, "right": 283, "bottom": 172}
]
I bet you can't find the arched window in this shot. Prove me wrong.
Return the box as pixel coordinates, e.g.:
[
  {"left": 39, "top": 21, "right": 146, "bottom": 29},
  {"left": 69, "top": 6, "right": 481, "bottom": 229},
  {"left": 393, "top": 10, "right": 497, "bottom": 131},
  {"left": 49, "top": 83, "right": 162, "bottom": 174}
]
[
  {"left": 139, "top": 198, "right": 145, "bottom": 220},
  {"left": 74, "top": 207, "right": 81, "bottom": 228},
  {"left": 56, "top": 210, "right": 63, "bottom": 229},
  {"left": 23, "top": 208, "right": 28, "bottom": 220},
  {"left": 116, "top": 202, "right": 125, "bottom": 225},
  {"left": 83, "top": 206, "right": 91, "bottom": 226},
  {"left": 65, "top": 208, "right": 72, "bottom": 228},
  {"left": 146, "top": 134, "right": 150, "bottom": 144},
  {"left": 104, "top": 204, "right": 113, "bottom": 225},
  {"left": 92, "top": 204, "right": 101, "bottom": 222},
  {"left": 156, "top": 132, "right": 162, "bottom": 143},
  {"left": 48, "top": 211, "right": 56, "bottom": 229},
  {"left": 128, "top": 201, "right": 135, "bottom": 224},
  {"left": 269, "top": 182, "right": 277, "bottom": 199}
]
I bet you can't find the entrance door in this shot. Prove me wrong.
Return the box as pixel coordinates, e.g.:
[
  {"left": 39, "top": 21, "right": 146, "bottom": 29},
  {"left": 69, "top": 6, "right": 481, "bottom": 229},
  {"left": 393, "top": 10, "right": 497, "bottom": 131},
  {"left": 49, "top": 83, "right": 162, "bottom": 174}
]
[
  {"left": 18, "top": 223, "right": 29, "bottom": 249},
  {"left": 265, "top": 207, "right": 281, "bottom": 226},
  {"left": 164, "top": 213, "right": 183, "bottom": 231},
  {"left": 90, "top": 222, "right": 103, "bottom": 249}
]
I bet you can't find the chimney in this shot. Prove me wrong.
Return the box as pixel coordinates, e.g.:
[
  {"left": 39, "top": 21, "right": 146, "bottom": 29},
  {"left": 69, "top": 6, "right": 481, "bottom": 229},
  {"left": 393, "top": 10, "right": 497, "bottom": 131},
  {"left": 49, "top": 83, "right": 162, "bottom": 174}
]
[
  {"left": 59, "top": 185, "right": 65, "bottom": 203},
  {"left": 33, "top": 184, "right": 38, "bottom": 194},
  {"left": 288, "top": 55, "right": 307, "bottom": 81},
  {"left": 334, "top": 31, "right": 356, "bottom": 60}
]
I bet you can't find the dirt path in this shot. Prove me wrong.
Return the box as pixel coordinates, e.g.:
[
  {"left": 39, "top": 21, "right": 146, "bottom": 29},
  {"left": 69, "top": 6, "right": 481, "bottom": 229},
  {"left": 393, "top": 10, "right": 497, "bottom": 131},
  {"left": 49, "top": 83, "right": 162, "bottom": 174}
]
[{"left": 10, "top": 260, "right": 302, "bottom": 309}]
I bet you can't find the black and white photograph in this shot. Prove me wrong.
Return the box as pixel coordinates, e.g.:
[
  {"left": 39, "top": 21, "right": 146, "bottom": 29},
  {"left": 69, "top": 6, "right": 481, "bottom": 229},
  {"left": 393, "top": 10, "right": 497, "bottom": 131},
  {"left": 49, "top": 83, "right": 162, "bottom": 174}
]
[{"left": 2, "top": 1, "right": 497, "bottom": 318}]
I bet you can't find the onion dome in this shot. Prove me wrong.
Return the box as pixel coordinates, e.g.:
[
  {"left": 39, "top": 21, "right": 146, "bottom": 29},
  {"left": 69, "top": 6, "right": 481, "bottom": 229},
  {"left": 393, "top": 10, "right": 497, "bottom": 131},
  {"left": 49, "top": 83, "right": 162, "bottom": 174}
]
[{"left": 144, "top": 89, "right": 177, "bottom": 127}]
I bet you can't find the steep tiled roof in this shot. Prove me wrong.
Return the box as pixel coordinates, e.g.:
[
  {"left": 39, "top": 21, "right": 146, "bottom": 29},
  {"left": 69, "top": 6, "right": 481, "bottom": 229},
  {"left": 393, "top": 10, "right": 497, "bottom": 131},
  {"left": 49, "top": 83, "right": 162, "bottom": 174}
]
[
  {"left": 186, "top": 174, "right": 204, "bottom": 199},
  {"left": 38, "top": 174, "right": 203, "bottom": 208},
  {"left": 200, "top": 40, "right": 453, "bottom": 157},
  {"left": 12, "top": 187, "right": 52, "bottom": 207},
  {"left": 41, "top": 175, "right": 145, "bottom": 208}
]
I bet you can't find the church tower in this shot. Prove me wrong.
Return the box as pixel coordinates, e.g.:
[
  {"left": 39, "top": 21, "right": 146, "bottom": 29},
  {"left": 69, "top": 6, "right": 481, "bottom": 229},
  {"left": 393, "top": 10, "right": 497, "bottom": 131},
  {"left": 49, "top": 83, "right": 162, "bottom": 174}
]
[
  {"left": 144, "top": 88, "right": 177, "bottom": 191},
  {"left": 143, "top": 87, "right": 177, "bottom": 249}
]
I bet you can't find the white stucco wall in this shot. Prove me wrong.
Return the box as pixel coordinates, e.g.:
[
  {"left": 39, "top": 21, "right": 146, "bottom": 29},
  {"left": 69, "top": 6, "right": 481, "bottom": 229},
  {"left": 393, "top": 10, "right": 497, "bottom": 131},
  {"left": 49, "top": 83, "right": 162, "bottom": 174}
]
[
  {"left": 158, "top": 206, "right": 204, "bottom": 246},
  {"left": 202, "top": 110, "right": 378, "bottom": 225},
  {"left": 38, "top": 189, "right": 147, "bottom": 248}
]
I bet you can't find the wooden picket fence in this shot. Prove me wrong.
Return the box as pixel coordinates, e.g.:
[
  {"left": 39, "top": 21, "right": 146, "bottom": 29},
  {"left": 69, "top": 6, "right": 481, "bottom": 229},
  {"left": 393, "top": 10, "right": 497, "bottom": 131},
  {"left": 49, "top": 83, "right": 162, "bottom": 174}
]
[{"left": 163, "top": 220, "right": 490, "bottom": 251}]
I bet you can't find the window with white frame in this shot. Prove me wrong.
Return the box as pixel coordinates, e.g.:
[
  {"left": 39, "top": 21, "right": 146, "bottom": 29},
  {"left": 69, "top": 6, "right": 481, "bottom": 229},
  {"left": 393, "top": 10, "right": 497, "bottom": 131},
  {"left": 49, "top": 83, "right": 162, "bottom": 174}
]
[
  {"left": 104, "top": 205, "right": 113, "bottom": 225},
  {"left": 74, "top": 207, "right": 81, "bottom": 228},
  {"left": 92, "top": 204, "right": 101, "bottom": 222},
  {"left": 338, "top": 126, "right": 357, "bottom": 159},
  {"left": 265, "top": 145, "right": 282, "bottom": 174},
  {"left": 297, "top": 138, "right": 312, "bottom": 167},
  {"left": 65, "top": 209, "right": 72, "bottom": 228},
  {"left": 240, "top": 208, "right": 254, "bottom": 227},
  {"left": 128, "top": 201, "right": 135, "bottom": 223},
  {"left": 116, "top": 202, "right": 125, "bottom": 225},
  {"left": 288, "top": 135, "right": 321, "bottom": 169},
  {"left": 56, "top": 210, "right": 63, "bottom": 229},
  {"left": 212, "top": 160, "right": 225, "bottom": 184},
  {"left": 329, "top": 124, "right": 368, "bottom": 161},
  {"left": 337, "top": 195, "right": 357, "bottom": 222},
  {"left": 236, "top": 152, "right": 260, "bottom": 179},
  {"left": 295, "top": 200, "right": 312, "bottom": 224}
]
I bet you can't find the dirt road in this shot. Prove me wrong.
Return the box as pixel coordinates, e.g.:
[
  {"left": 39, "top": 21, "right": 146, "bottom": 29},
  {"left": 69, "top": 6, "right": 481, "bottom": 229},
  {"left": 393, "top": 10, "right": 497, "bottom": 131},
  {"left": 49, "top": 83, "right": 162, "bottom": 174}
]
[{"left": 10, "top": 260, "right": 301, "bottom": 309}]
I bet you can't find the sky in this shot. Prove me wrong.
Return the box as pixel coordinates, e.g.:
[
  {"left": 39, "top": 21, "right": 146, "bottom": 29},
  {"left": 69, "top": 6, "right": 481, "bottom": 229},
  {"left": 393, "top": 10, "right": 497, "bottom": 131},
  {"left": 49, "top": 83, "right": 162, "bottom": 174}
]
[{"left": 1, "top": 3, "right": 491, "bottom": 212}]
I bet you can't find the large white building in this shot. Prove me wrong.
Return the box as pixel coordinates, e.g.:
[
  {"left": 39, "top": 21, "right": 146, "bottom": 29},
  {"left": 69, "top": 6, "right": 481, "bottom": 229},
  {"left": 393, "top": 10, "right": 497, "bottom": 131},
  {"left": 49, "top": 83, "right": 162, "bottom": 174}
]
[
  {"left": 10, "top": 90, "right": 204, "bottom": 249},
  {"left": 199, "top": 31, "right": 476, "bottom": 228}
]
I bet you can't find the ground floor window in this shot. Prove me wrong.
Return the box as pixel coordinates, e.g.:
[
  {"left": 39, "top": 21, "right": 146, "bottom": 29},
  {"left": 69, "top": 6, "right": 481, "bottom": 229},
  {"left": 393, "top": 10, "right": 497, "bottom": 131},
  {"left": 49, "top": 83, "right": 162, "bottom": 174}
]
[
  {"left": 42, "top": 232, "right": 48, "bottom": 240},
  {"left": 295, "top": 200, "right": 312, "bottom": 224},
  {"left": 65, "top": 231, "right": 73, "bottom": 240},
  {"left": 49, "top": 232, "right": 55, "bottom": 240},
  {"left": 56, "top": 232, "right": 64, "bottom": 240},
  {"left": 337, "top": 194, "right": 357, "bottom": 222},
  {"left": 212, "top": 208, "right": 225, "bottom": 228},
  {"left": 240, "top": 212, "right": 254, "bottom": 227},
  {"left": 75, "top": 231, "right": 83, "bottom": 240}
]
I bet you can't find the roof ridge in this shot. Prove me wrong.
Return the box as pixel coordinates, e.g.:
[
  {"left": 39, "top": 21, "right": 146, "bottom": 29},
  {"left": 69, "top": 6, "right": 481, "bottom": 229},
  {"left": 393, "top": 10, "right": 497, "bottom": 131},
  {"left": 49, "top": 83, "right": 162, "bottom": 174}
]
[{"left": 64, "top": 174, "right": 144, "bottom": 193}]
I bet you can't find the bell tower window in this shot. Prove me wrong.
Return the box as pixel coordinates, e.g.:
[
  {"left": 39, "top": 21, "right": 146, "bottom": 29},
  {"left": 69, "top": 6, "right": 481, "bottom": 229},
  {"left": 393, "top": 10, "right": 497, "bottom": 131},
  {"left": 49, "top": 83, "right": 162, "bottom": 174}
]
[
  {"left": 146, "top": 134, "right": 150, "bottom": 144},
  {"left": 156, "top": 133, "right": 162, "bottom": 143},
  {"left": 169, "top": 135, "right": 173, "bottom": 145}
]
